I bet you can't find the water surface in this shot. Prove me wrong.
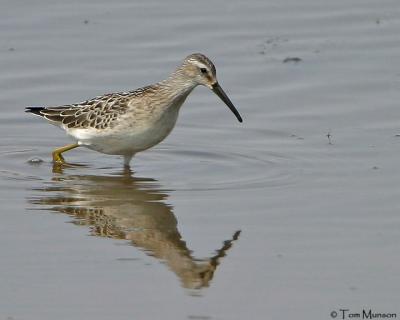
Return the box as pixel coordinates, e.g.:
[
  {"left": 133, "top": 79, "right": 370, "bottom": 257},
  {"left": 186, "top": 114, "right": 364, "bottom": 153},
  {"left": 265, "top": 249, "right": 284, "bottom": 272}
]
[{"left": 1, "top": 0, "right": 400, "bottom": 319}]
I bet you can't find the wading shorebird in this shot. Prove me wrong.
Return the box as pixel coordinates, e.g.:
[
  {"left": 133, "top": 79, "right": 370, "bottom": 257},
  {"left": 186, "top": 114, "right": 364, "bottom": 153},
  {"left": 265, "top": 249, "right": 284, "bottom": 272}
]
[{"left": 26, "top": 53, "right": 243, "bottom": 167}]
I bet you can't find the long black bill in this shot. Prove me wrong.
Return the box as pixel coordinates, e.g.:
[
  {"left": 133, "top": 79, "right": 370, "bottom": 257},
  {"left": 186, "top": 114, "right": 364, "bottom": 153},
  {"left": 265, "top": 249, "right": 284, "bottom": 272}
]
[{"left": 212, "top": 83, "right": 243, "bottom": 123}]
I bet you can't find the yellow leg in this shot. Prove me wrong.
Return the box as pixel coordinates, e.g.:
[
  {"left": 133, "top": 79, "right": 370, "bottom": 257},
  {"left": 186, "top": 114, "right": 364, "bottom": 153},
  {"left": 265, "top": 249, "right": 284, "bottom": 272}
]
[{"left": 52, "top": 143, "right": 79, "bottom": 164}]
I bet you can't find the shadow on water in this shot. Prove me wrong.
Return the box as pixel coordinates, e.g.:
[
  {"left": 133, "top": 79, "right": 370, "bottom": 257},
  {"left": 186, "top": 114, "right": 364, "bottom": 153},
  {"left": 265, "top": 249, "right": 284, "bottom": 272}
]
[{"left": 27, "top": 165, "right": 241, "bottom": 290}]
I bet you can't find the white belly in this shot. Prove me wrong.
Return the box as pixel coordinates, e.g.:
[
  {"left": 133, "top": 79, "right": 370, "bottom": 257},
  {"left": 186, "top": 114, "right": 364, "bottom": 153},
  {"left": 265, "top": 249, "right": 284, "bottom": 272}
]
[{"left": 67, "top": 108, "right": 179, "bottom": 155}]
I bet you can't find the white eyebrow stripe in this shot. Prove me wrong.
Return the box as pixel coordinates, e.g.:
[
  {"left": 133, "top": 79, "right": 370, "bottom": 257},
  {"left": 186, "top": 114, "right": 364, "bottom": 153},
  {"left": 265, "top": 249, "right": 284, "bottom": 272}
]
[{"left": 189, "top": 60, "right": 208, "bottom": 69}]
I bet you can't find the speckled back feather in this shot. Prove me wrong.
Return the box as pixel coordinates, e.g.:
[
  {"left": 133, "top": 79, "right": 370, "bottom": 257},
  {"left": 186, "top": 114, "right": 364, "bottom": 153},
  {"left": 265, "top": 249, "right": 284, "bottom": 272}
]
[{"left": 28, "top": 86, "right": 156, "bottom": 130}]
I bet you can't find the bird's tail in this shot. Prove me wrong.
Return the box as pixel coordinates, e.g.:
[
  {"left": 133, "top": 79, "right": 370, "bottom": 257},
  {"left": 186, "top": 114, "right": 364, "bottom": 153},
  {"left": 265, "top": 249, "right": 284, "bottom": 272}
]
[{"left": 25, "top": 106, "right": 45, "bottom": 116}]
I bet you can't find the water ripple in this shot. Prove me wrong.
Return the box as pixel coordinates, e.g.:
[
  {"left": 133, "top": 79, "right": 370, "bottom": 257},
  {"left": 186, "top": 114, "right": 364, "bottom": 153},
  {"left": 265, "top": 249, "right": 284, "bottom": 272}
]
[{"left": 138, "top": 144, "right": 301, "bottom": 191}]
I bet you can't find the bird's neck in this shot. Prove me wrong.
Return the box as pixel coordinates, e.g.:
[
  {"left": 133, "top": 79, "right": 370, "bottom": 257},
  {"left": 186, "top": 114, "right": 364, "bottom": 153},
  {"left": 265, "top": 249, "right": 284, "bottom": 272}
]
[{"left": 157, "top": 69, "right": 198, "bottom": 108}]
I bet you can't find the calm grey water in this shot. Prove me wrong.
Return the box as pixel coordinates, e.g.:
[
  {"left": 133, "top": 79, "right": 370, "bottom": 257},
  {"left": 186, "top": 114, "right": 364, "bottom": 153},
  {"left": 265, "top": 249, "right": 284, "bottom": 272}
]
[{"left": 1, "top": 0, "right": 400, "bottom": 319}]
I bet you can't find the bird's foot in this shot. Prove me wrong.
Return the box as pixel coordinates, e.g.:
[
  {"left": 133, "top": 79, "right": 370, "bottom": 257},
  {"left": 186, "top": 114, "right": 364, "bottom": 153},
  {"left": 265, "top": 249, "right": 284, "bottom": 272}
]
[{"left": 52, "top": 152, "right": 65, "bottom": 164}]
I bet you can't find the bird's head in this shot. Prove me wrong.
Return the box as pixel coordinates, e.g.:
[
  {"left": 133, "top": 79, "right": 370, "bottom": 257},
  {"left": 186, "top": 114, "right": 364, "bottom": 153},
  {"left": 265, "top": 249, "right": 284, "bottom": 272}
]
[{"left": 178, "top": 53, "right": 242, "bottom": 123}]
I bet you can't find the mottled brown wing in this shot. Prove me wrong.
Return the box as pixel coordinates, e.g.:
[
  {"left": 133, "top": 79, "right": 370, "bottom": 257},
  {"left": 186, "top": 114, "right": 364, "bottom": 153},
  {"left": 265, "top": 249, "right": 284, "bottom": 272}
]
[{"left": 39, "top": 93, "right": 131, "bottom": 129}]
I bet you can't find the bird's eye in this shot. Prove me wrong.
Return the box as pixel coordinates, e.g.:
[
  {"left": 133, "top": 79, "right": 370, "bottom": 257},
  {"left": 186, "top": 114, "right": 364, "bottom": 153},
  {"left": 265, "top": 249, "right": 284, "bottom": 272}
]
[{"left": 200, "top": 68, "right": 207, "bottom": 74}]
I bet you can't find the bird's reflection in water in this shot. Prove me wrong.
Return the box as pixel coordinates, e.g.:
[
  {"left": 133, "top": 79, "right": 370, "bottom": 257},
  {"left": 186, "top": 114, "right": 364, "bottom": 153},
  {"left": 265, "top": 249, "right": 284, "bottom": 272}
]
[{"left": 29, "top": 166, "right": 240, "bottom": 289}]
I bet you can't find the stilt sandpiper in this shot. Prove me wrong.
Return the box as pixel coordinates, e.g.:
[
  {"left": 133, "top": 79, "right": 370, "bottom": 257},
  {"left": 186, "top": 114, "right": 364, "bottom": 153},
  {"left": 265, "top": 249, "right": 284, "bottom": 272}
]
[{"left": 26, "top": 53, "right": 243, "bottom": 167}]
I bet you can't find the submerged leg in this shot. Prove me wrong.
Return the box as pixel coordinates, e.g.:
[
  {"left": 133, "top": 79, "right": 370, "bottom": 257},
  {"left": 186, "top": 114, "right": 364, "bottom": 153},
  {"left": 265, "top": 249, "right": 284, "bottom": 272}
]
[
  {"left": 123, "top": 154, "right": 134, "bottom": 168},
  {"left": 52, "top": 143, "right": 79, "bottom": 164}
]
